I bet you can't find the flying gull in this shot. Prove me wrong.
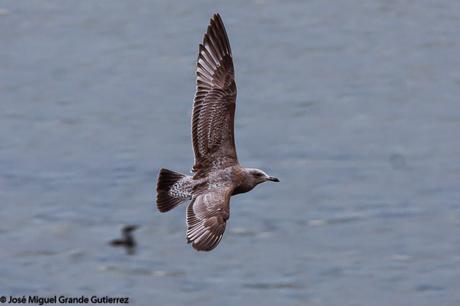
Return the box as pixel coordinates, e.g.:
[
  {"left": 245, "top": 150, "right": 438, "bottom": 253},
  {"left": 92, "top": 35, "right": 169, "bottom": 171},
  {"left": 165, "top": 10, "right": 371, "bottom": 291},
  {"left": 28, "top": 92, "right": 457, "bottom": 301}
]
[{"left": 156, "top": 13, "right": 279, "bottom": 251}]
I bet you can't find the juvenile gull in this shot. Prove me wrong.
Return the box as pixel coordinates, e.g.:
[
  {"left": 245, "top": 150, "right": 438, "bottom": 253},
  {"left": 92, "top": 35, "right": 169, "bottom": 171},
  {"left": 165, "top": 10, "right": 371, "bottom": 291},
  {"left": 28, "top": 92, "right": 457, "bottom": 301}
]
[{"left": 156, "top": 13, "right": 279, "bottom": 251}]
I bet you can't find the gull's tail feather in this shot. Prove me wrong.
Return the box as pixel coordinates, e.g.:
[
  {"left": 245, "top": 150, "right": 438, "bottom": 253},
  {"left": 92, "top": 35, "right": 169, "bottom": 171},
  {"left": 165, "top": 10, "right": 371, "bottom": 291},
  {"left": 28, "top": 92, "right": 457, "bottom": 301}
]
[{"left": 156, "top": 168, "right": 191, "bottom": 212}]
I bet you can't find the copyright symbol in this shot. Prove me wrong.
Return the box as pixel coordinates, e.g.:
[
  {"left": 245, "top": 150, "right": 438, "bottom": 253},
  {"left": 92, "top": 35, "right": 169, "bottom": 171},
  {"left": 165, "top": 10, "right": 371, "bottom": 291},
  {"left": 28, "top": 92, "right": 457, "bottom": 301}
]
[{"left": 0, "top": 296, "right": 6, "bottom": 303}]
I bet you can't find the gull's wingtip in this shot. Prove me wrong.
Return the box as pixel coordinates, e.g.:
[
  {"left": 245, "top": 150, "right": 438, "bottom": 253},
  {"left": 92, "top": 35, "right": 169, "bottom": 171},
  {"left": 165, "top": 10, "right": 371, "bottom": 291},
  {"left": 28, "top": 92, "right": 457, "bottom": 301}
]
[{"left": 212, "top": 12, "right": 222, "bottom": 21}]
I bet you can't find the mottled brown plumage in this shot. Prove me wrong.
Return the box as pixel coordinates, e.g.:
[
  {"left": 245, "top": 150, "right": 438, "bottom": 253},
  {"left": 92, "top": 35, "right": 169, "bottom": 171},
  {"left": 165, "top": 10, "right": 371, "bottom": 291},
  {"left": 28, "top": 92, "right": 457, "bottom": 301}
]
[
  {"left": 156, "top": 14, "right": 279, "bottom": 252},
  {"left": 192, "top": 14, "right": 237, "bottom": 179}
]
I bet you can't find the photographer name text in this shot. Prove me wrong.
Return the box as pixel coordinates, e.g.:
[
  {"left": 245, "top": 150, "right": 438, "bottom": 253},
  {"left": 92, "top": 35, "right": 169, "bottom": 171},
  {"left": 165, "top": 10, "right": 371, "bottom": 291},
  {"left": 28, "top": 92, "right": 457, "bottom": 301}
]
[{"left": 0, "top": 295, "right": 129, "bottom": 305}]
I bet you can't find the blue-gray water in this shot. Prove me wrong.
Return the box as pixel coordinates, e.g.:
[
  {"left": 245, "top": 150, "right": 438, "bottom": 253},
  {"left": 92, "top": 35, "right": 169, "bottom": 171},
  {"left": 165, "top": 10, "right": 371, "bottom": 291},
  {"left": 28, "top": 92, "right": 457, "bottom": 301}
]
[{"left": 1, "top": 1, "right": 460, "bottom": 305}]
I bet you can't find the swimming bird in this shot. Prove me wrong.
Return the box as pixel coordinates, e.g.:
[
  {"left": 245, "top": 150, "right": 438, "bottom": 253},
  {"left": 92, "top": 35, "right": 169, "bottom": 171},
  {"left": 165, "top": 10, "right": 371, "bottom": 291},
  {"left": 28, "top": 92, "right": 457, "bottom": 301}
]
[
  {"left": 110, "top": 225, "right": 139, "bottom": 255},
  {"left": 156, "top": 13, "right": 279, "bottom": 251}
]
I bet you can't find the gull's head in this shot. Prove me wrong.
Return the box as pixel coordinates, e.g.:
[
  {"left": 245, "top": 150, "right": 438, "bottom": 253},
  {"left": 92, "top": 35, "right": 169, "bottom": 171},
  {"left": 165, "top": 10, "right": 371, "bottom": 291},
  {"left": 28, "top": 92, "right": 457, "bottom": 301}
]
[{"left": 247, "top": 168, "right": 280, "bottom": 185}]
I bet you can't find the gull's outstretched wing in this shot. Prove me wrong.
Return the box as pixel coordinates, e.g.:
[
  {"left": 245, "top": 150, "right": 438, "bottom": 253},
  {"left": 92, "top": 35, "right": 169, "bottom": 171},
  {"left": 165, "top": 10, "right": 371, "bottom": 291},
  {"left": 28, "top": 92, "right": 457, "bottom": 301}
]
[
  {"left": 192, "top": 14, "right": 238, "bottom": 178},
  {"left": 186, "top": 186, "right": 233, "bottom": 251}
]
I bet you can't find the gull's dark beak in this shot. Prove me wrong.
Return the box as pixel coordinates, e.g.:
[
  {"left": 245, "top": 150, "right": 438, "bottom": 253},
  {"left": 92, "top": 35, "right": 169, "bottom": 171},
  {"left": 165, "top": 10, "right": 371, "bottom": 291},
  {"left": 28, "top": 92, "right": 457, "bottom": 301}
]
[{"left": 267, "top": 176, "right": 280, "bottom": 182}]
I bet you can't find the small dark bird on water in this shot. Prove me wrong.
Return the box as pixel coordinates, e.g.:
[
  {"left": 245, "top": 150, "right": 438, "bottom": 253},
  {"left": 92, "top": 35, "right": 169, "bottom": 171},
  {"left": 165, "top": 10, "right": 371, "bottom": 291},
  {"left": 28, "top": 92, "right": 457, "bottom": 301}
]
[
  {"left": 110, "top": 225, "right": 139, "bottom": 255},
  {"left": 155, "top": 14, "right": 279, "bottom": 252}
]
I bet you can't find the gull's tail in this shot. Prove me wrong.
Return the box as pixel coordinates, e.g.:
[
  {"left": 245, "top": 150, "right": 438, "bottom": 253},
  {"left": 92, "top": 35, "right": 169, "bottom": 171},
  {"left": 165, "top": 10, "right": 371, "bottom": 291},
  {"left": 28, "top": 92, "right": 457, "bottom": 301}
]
[{"left": 156, "top": 168, "right": 191, "bottom": 212}]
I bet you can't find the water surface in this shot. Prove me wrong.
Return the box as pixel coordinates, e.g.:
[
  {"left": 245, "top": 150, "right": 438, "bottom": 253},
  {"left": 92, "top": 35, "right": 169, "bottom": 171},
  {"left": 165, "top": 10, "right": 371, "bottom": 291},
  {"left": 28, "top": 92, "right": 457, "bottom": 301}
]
[{"left": 1, "top": 1, "right": 460, "bottom": 305}]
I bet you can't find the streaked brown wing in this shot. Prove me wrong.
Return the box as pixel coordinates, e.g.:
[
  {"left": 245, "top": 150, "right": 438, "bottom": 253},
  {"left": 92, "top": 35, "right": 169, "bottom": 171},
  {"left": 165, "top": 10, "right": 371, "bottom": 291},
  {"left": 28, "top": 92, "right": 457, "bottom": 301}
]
[
  {"left": 186, "top": 186, "right": 233, "bottom": 251},
  {"left": 192, "top": 14, "right": 238, "bottom": 178}
]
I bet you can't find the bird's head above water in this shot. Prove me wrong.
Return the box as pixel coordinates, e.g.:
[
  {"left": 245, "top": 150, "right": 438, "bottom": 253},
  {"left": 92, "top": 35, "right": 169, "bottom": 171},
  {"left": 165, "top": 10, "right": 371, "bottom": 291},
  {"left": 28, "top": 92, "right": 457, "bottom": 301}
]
[
  {"left": 122, "top": 225, "right": 139, "bottom": 234},
  {"left": 246, "top": 168, "right": 280, "bottom": 185}
]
